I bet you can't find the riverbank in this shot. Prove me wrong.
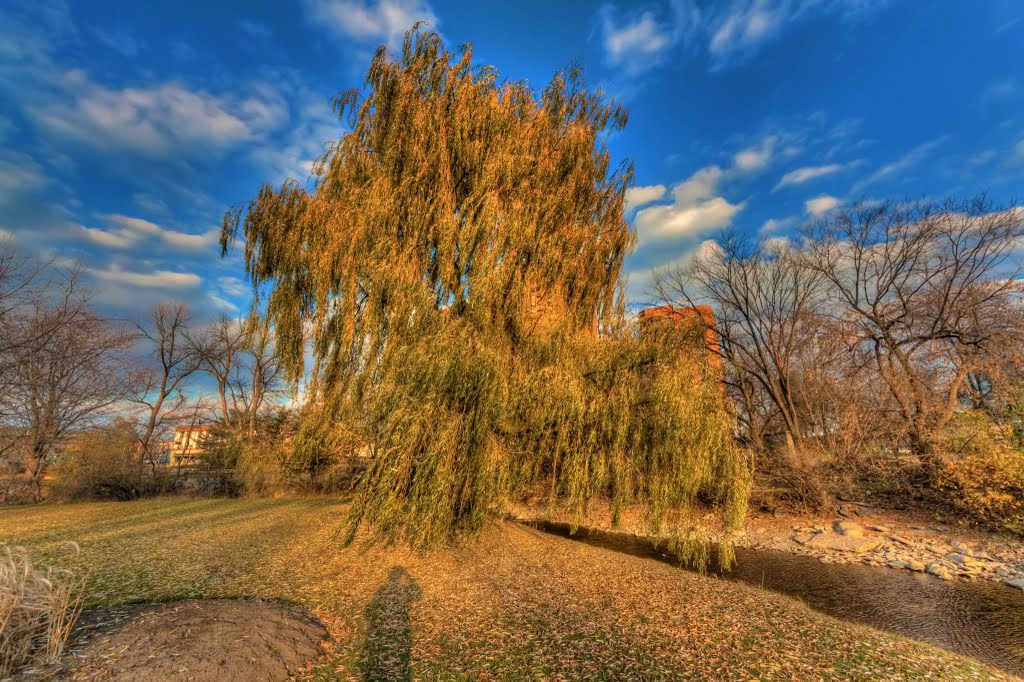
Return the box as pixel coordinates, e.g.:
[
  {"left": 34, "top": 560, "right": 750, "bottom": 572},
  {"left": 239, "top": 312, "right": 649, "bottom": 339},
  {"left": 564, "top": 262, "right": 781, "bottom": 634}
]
[
  {"left": 511, "top": 498, "right": 1024, "bottom": 589},
  {"left": 742, "top": 504, "right": 1024, "bottom": 588},
  {"left": 2, "top": 498, "right": 1015, "bottom": 680}
]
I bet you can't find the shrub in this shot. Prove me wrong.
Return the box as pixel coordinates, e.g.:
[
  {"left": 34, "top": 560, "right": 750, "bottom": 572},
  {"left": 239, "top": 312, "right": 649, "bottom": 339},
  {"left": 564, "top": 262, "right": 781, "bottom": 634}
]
[
  {"left": 935, "top": 411, "right": 1024, "bottom": 535},
  {"left": 196, "top": 410, "right": 362, "bottom": 497},
  {"left": 0, "top": 545, "right": 84, "bottom": 677},
  {"left": 50, "top": 420, "right": 163, "bottom": 501}
]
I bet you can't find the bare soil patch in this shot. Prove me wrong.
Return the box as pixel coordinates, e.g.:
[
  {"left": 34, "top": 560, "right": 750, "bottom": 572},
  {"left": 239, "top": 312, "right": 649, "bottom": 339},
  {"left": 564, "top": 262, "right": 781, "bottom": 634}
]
[{"left": 55, "top": 599, "right": 331, "bottom": 681}]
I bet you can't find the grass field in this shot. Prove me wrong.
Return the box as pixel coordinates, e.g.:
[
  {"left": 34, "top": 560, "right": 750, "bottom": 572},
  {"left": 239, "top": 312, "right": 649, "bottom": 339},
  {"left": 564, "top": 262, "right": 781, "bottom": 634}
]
[{"left": 0, "top": 498, "right": 1014, "bottom": 680}]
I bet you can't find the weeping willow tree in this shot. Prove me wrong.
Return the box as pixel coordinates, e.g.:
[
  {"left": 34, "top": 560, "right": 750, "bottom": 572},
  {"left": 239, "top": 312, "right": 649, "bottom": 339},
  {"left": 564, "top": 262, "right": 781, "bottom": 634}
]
[{"left": 222, "top": 27, "right": 748, "bottom": 560}]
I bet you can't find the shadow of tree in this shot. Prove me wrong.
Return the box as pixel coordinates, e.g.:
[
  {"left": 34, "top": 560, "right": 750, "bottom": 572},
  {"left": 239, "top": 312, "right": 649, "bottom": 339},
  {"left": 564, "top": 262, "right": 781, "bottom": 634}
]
[{"left": 361, "top": 566, "right": 421, "bottom": 681}]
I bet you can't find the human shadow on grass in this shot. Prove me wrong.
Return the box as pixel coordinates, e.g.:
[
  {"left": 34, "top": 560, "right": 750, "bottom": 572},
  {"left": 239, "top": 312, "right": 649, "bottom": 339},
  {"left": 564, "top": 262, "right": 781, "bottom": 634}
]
[{"left": 361, "top": 566, "right": 421, "bottom": 681}]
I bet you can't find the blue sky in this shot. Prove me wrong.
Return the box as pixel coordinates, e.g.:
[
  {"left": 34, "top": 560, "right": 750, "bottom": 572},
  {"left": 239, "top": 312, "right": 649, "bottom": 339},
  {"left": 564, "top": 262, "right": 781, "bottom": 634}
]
[{"left": 1, "top": 0, "right": 1022, "bottom": 320}]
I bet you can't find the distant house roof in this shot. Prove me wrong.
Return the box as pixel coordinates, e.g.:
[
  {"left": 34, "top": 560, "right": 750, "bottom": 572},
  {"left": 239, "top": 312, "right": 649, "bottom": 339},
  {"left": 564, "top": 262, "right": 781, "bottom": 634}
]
[{"left": 173, "top": 423, "right": 219, "bottom": 433}]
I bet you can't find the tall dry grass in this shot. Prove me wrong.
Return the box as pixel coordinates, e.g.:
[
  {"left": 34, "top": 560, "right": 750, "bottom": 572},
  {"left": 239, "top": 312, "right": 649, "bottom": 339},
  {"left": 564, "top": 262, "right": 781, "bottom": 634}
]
[{"left": 0, "top": 544, "right": 84, "bottom": 677}]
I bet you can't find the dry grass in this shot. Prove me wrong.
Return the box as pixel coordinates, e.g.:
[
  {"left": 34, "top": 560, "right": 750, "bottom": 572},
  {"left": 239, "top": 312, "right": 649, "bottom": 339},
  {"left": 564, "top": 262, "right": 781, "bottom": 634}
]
[
  {"left": 0, "top": 498, "right": 1016, "bottom": 680},
  {"left": 0, "top": 544, "right": 84, "bottom": 677}
]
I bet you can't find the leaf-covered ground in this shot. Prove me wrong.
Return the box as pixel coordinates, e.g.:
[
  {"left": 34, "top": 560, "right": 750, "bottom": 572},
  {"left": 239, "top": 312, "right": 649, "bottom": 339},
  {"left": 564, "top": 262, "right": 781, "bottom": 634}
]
[{"left": 1, "top": 498, "right": 1015, "bottom": 680}]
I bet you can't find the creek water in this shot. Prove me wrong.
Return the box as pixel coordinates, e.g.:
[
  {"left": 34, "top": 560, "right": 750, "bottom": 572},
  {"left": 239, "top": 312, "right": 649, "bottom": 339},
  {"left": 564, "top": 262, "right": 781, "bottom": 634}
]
[{"left": 525, "top": 520, "right": 1024, "bottom": 677}]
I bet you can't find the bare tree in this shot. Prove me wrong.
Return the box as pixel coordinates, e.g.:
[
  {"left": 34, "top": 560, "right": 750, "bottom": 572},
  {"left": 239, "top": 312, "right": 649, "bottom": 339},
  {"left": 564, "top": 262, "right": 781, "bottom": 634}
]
[
  {"left": 129, "top": 303, "right": 204, "bottom": 468},
  {"left": 198, "top": 315, "right": 248, "bottom": 429},
  {"left": 235, "top": 316, "right": 285, "bottom": 436},
  {"left": 654, "top": 233, "right": 824, "bottom": 459},
  {"left": 802, "top": 197, "right": 1024, "bottom": 458},
  {"left": 0, "top": 303, "right": 133, "bottom": 501}
]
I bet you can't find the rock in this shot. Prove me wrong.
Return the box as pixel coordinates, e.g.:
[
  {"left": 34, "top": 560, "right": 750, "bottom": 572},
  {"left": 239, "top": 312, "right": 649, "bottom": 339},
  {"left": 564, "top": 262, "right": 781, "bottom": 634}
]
[
  {"left": 890, "top": 535, "right": 916, "bottom": 547},
  {"left": 946, "top": 553, "right": 969, "bottom": 565},
  {"left": 866, "top": 525, "right": 891, "bottom": 533},
  {"left": 951, "top": 539, "right": 972, "bottom": 553},
  {"left": 931, "top": 524, "right": 950, "bottom": 532},
  {"left": 907, "top": 559, "right": 926, "bottom": 572},
  {"left": 837, "top": 507, "right": 852, "bottom": 518},
  {"left": 835, "top": 520, "right": 865, "bottom": 537},
  {"left": 926, "top": 563, "right": 949, "bottom": 578},
  {"left": 792, "top": 532, "right": 816, "bottom": 545},
  {"left": 855, "top": 507, "right": 879, "bottom": 518},
  {"left": 1006, "top": 578, "right": 1024, "bottom": 590},
  {"left": 888, "top": 560, "right": 910, "bottom": 569},
  {"left": 804, "top": 533, "right": 883, "bottom": 554}
]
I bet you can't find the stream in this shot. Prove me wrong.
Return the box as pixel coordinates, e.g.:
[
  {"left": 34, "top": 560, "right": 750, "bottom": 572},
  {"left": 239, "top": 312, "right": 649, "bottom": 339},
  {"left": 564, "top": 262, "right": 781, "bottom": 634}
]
[{"left": 525, "top": 520, "right": 1024, "bottom": 677}]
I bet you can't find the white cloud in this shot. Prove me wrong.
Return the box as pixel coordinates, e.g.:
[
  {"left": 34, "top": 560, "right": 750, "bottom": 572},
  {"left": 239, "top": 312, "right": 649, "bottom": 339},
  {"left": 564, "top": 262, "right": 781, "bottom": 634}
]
[
  {"left": 209, "top": 294, "right": 240, "bottom": 313},
  {"left": 760, "top": 215, "right": 800, "bottom": 233},
  {"left": 30, "top": 71, "right": 288, "bottom": 157},
  {"left": 625, "top": 184, "right": 667, "bottom": 211},
  {"left": 733, "top": 135, "right": 777, "bottom": 171},
  {"left": 709, "top": 1, "right": 788, "bottom": 60},
  {"left": 0, "top": 154, "right": 46, "bottom": 202},
  {"left": 805, "top": 195, "right": 839, "bottom": 216},
  {"left": 634, "top": 166, "right": 743, "bottom": 245},
  {"left": 851, "top": 136, "right": 947, "bottom": 194},
  {"left": 78, "top": 214, "right": 219, "bottom": 253},
  {"left": 303, "top": 0, "right": 438, "bottom": 47},
  {"left": 599, "top": 0, "right": 890, "bottom": 71},
  {"left": 91, "top": 265, "right": 202, "bottom": 288},
  {"left": 774, "top": 163, "right": 842, "bottom": 189},
  {"left": 217, "top": 276, "right": 249, "bottom": 298},
  {"left": 601, "top": 10, "right": 675, "bottom": 74}
]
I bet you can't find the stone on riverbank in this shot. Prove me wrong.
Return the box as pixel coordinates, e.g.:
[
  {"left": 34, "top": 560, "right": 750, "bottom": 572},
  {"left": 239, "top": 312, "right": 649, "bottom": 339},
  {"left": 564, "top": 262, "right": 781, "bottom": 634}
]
[
  {"left": 804, "top": 533, "right": 882, "bottom": 553},
  {"left": 836, "top": 520, "right": 865, "bottom": 537}
]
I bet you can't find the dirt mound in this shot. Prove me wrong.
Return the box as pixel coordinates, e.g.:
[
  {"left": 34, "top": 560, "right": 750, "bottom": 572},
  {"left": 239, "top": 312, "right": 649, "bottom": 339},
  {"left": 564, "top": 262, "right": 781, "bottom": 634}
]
[{"left": 58, "top": 599, "right": 331, "bottom": 681}]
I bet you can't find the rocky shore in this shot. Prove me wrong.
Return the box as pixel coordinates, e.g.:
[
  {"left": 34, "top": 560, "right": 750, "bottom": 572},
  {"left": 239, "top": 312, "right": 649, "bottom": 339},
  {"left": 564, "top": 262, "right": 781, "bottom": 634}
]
[
  {"left": 740, "top": 503, "right": 1024, "bottom": 589},
  {"left": 511, "top": 498, "right": 1024, "bottom": 589}
]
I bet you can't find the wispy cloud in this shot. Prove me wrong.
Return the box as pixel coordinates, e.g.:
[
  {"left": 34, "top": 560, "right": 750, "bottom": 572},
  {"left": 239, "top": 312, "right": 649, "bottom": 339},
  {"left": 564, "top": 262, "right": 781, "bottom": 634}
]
[
  {"left": 90, "top": 265, "right": 202, "bottom": 289},
  {"left": 805, "top": 194, "right": 839, "bottom": 216},
  {"left": 984, "top": 78, "right": 1017, "bottom": 101},
  {"left": 30, "top": 72, "right": 288, "bottom": 158},
  {"left": 600, "top": 9, "right": 676, "bottom": 74},
  {"left": 78, "top": 214, "right": 219, "bottom": 253},
  {"left": 850, "top": 136, "right": 948, "bottom": 194},
  {"left": 598, "top": 0, "right": 891, "bottom": 72},
  {"left": 774, "top": 163, "right": 842, "bottom": 189},
  {"left": 760, "top": 215, "right": 800, "bottom": 233},
  {"left": 733, "top": 135, "right": 777, "bottom": 171},
  {"left": 92, "top": 27, "right": 140, "bottom": 57},
  {"left": 0, "top": 153, "right": 46, "bottom": 203},
  {"left": 303, "top": 0, "right": 438, "bottom": 47}
]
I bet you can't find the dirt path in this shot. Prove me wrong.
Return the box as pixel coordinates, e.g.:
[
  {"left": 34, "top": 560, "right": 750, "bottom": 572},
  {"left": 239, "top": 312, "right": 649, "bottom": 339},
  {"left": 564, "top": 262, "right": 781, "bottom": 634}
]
[{"left": 56, "top": 599, "right": 331, "bottom": 681}]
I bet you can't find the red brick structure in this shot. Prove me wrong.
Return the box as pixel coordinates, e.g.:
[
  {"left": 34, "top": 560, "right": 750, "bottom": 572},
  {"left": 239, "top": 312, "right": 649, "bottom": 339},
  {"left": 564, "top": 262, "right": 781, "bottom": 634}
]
[{"left": 637, "top": 304, "right": 723, "bottom": 376}]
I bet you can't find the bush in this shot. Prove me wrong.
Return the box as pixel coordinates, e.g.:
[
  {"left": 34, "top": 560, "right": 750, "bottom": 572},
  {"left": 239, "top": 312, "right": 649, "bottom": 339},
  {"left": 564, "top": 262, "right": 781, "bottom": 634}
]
[
  {"left": 935, "top": 411, "right": 1024, "bottom": 535},
  {"left": 50, "top": 420, "right": 163, "bottom": 501},
  {"left": 195, "top": 410, "right": 362, "bottom": 497},
  {"left": 0, "top": 545, "right": 83, "bottom": 677}
]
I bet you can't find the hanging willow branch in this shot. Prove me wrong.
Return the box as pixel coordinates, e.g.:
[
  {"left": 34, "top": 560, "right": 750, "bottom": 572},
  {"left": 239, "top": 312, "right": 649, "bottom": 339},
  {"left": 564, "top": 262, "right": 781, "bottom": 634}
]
[{"left": 223, "top": 26, "right": 748, "bottom": 559}]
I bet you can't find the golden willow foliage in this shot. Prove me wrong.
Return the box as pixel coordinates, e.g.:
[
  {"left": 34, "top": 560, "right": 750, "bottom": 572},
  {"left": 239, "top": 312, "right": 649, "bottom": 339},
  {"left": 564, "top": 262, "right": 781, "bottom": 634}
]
[{"left": 222, "top": 27, "right": 748, "bottom": 558}]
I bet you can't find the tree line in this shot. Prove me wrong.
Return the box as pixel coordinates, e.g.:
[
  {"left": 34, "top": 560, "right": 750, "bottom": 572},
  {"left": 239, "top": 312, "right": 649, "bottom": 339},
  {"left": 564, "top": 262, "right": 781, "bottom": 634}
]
[
  {"left": 656, "top": 196, "right": 1024, "bottom": 517},
  {"left": 0, "top": 249, "right": 285, "bottom": 502}
]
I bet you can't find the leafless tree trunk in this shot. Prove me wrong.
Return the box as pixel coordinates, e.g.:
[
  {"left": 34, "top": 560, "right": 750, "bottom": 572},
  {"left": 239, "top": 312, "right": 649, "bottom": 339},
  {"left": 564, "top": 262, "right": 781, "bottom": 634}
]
[
  {"left": 198, "top": 316, "right": 247, "bottom": 429},
  {"left": 802, "top": 196, "right": 1024, "bottom": 458},
  {"left": 654, "top": 232, "right": 824, "bottom": 460},
  {"left": 129, "top": 303, "right": 203, "bottom": 472},
  {"left": 1, "top": 302, "right": 133, "bottom": 501},
  {"left": 242, "top": 316, "right": 284, "bottom": 436}
]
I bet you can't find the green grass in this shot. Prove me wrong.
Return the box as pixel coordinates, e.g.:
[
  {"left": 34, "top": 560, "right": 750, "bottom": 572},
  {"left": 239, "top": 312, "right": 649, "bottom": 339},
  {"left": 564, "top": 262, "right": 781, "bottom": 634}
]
[{"left": 0, "top": 498, "right": 1015, "bottom": 680}]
